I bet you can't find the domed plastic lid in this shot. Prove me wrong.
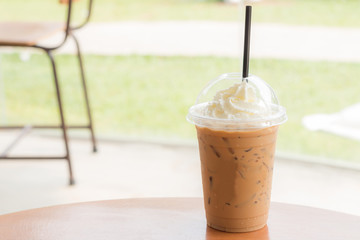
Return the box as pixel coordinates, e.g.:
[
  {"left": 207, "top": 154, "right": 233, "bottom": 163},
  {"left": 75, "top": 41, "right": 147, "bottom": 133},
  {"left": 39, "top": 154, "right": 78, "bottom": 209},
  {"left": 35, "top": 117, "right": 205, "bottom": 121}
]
[{"left": 187, "top": 73, "right": 287, "bottom": 130}]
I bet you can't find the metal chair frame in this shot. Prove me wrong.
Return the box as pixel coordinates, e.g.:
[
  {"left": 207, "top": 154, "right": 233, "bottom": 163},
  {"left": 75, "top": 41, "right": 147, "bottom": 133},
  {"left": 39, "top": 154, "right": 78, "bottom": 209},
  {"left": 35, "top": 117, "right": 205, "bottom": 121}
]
[{"left": 0, "top": 0, "right": 96, "bottom": 185}]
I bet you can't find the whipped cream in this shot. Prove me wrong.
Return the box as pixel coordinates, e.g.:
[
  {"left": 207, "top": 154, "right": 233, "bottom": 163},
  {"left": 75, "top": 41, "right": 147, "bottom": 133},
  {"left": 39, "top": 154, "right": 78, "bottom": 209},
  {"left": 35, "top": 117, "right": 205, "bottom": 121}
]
[{"left": 205, "top": 81, "right": 271, "bottom": 119}]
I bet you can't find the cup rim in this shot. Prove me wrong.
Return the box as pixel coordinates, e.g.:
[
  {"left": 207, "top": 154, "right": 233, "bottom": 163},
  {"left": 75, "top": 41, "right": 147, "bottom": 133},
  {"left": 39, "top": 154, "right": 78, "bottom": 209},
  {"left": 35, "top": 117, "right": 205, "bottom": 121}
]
[{"left": 187, "top": 102, "right": 287, "bottom": 130}]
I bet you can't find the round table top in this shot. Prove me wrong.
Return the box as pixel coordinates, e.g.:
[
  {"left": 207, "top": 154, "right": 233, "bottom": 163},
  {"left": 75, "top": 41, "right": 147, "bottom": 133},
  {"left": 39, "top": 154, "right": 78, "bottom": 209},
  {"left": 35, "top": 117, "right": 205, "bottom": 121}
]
[{"left": 0, "top": 198, "right": 359, "bottom": 240}]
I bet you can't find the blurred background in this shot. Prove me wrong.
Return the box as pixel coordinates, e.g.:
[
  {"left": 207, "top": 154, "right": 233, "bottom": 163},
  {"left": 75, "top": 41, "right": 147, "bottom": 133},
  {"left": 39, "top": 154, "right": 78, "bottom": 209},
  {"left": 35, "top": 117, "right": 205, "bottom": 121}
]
[{"left": 0, "top": 0, "right": 360, "bottom": 216}]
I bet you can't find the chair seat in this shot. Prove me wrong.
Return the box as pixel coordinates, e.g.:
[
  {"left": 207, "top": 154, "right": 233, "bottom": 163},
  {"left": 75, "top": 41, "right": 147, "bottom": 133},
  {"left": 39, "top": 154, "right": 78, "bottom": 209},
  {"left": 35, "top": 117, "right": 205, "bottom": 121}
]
[{"left": 0, "top": 22, "right": 64, "bottom": 46}]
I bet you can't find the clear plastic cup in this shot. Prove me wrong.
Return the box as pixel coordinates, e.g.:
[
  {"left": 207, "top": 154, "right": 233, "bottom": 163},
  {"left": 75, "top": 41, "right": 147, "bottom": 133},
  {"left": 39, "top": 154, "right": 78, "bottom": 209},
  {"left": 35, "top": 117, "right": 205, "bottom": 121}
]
[{"left": 187, "top": 73, "right": 286, "bottom": 232}]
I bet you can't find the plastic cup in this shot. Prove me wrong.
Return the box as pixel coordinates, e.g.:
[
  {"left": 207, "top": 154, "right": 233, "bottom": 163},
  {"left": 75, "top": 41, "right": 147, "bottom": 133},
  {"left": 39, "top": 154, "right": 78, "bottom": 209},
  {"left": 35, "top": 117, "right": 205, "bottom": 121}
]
[{"left": 187, "top": 73, "right": 287, "bottom": 232}]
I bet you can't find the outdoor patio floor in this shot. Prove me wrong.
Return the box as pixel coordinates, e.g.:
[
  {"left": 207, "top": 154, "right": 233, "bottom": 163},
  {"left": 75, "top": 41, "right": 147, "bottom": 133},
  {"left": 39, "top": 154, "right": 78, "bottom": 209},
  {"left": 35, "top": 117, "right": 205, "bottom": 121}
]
[{"left": 0, "top": 130, "right": 359, "bottom": 217}]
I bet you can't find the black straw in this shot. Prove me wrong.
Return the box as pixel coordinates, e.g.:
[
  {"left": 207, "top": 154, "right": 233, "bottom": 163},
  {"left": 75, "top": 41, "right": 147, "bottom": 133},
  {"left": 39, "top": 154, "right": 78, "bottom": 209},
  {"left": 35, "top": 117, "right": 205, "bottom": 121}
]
[{"left": 242, "top": 5, "right": 252, "bottom": 79}]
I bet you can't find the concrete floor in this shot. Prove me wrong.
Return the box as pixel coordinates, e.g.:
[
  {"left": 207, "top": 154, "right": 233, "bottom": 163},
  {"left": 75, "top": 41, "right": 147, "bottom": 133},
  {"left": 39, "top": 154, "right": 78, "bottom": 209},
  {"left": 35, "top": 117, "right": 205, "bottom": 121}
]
[
  {"left": 2, "top": 22, "right": 360, "bottom": 62},
  {"left": 0, "top": 130, "right": 360, "bottom": 217},
  {"left": 50, "top": 22, "right": 360, "bottom": 62}
]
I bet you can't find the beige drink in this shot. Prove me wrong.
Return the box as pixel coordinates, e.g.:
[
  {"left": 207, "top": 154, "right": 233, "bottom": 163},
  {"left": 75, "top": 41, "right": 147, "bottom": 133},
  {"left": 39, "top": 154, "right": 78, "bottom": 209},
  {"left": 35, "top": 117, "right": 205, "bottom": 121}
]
[
  {"left": 187, "top": 73, "right": 286, "bottom": 233},
  {"left": 196, "top": 125, "right": 278, "bottom": 232}
]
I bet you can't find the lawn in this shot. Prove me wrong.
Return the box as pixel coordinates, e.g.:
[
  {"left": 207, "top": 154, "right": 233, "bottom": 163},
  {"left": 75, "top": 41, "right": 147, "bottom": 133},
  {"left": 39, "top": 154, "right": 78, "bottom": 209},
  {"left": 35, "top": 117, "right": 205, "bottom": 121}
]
[
  {"left": 0, "top": 0, "right": 359, "bottom": 27},
  {"left": 1, "top": 53, "right": 360, "bottom": 162}
]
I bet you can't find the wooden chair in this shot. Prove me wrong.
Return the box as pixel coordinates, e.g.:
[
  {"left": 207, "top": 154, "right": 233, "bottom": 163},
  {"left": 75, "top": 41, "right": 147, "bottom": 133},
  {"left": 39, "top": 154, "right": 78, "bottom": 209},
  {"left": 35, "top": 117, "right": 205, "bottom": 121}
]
[{"left": 0, "top": 0, "right": 96, "bottom": 185}]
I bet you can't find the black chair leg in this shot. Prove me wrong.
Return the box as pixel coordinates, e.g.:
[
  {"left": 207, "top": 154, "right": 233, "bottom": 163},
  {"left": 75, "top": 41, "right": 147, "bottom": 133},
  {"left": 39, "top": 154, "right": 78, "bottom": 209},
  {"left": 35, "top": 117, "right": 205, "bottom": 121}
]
[
  {"left": 45, "top": 50, "right": 75, "bottom": 185},
  {"left": 71, "top": 33, "right": 97, "bottom": 153}
]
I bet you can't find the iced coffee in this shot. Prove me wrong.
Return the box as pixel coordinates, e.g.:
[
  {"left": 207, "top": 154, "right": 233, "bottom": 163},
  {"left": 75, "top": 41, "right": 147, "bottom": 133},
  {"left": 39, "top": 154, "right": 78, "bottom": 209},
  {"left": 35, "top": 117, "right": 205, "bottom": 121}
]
[{"left": 187, "top": 73, "right": 287, "bottom": 232}]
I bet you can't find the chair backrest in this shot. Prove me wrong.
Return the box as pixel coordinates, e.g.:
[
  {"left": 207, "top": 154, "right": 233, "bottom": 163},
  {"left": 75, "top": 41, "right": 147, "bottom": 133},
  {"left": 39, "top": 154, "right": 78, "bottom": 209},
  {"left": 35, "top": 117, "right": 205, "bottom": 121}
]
[
  {"left": 72, "top": 0, "right": 94, "bottom": 30},
  {"left": 59, "top": 0, "right": 93, "bottom": 30},
  {"left": 55, "top": 0, "right": 93, "bottom": 49}
]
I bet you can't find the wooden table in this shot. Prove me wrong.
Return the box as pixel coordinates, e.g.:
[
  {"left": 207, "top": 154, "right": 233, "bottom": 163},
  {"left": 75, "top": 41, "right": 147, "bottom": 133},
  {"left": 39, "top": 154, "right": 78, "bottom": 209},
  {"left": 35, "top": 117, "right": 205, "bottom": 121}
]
[{"left": 0, "top": 198, "right": 359, "bottom": 240}]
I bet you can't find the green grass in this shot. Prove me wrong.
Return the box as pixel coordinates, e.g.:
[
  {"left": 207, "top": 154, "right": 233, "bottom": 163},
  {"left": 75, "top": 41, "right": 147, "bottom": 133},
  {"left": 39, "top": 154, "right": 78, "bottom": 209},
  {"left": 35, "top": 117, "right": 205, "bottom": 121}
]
[
  {"left": 0, "top": 0, "right": 359, "bottom": 27},
  {"left": 1, "top": 53, "right": 360, "bottom": 162}
]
